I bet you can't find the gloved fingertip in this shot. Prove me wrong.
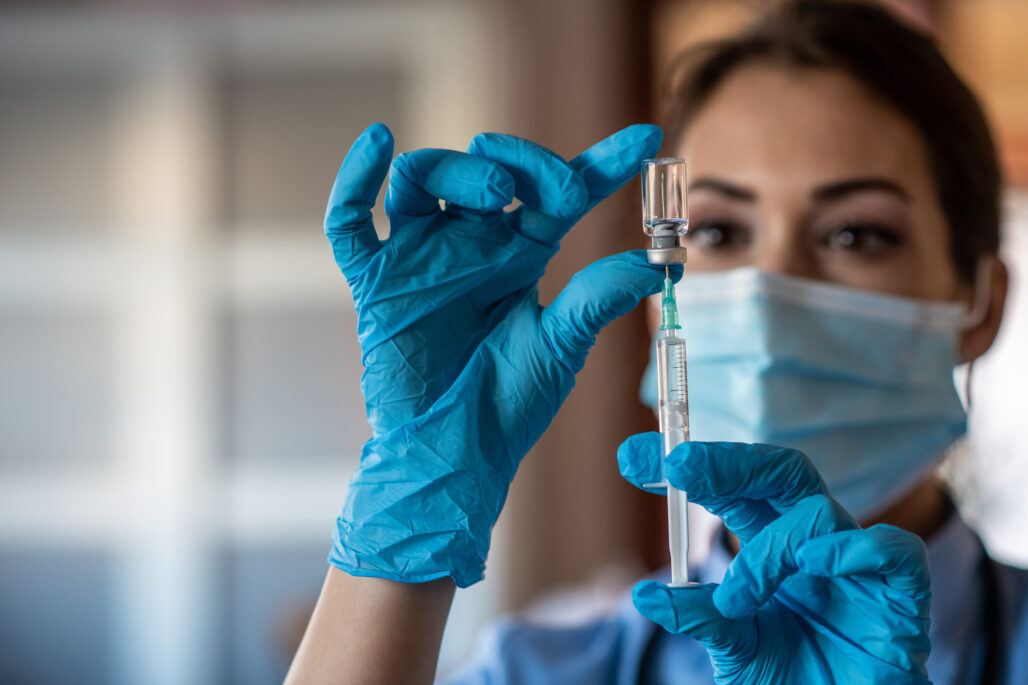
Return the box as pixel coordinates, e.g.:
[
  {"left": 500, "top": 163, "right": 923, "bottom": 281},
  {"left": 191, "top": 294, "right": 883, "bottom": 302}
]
[
  {"left": 632, "top": 579, "right": 667, "bottom": 603},
  {"left": 571, "top": 125, "right": 664, "bottom": 195},
  {"left": 665, "top": 441, "right": 773, "bottom": 493},
  {"left": 550, "top": 173, "right": 590, "bottom": 219},
  {"left": 361, "top": 121, "right": 394, "bottom": 148},
  {"left": 337, "top": 123, "right": 394, "bottom": 186},
  {"left": 606, "top": 123, "right": 664, "bottom": 172},
  {"left": 617, "top": 431, "right": 662, "bottom": 489},
  {"left": 326, "top": 123, "right": 395, "bottom": 243},
  {"left": 617, "top": 430, "right": 661, "bottom": 455},
  {"left": 712, "top": 580, "right": 754, "bottom": 620},
  {"left": 634, "top": 581, "right": 729, "bottom": 641},
  {"left": 623, "top": 123, "right": 664, "bottom": 155},
  {"left": 480, "top": 166, "right": 516, "bottom": 209},
  {"left": 632, "top": 581, "right": 677, "bottom": 628},
  {"left": 465, "top": 131, "right": 494, "bottom": 153},
  {"left": 794, "top": 538, "right": 835, "bottom": 576},
  {"left": 614, "top": 251, "right": 676, "bottom": 295},
  {"left": 663, "top": 441, "right": 711, "bottom": 489},
  {"left": 667, "top": 263, "right": 684, "bottom": 282}
]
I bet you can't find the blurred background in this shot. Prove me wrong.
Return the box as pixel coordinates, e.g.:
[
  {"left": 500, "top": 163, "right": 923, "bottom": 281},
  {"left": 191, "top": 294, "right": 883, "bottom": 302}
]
[{"left": 1, "top": 0, "right": 1026, "bottom": 683}]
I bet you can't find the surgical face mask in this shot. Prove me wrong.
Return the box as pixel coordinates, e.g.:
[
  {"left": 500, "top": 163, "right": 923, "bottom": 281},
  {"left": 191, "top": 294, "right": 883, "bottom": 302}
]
[{"left": 640, "top": 267, "right": 978, "bottom": 521}]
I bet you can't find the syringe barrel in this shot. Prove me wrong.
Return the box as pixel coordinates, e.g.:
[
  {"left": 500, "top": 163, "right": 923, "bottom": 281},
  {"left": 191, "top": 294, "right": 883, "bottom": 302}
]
[
  {"left": 667, "top": 486, "right": 690, "bottom": 586},
  {"left": 655, "top": 330, "right": 690, "bottom": 470},
  {"left": 656, "top": 328, "right": 691, "bottom": 586}
]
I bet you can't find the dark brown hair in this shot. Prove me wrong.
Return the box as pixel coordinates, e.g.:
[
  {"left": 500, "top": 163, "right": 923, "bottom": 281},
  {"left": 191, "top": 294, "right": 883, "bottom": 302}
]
[{"left": 662, "top": 0, "right": 1001, "bottom": 283}]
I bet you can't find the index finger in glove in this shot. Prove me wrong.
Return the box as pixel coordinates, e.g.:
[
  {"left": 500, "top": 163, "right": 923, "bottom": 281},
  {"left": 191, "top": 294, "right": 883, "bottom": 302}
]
[
  {"left": 466, "top": 133, "right": 588, "bottom": 223},
  {"left": 570, "top": 124, "right": 663, "bottom": 209},
  {"left": 713, "top": 494, "right": 858, "bottom": 619},
  {"left": 617, "top": 432, "right": 668, "bottom": 494},
  {"left": 618, "top": 436, "right": 820, "bottom": 541},
  {"left": 325, "top": 123, "right": 393, "bottom": 282},
  {"left": 667, "top": 442, "right": 828, "bottom": 515},
  {"left": 796, "top": 524, "right": 931, "bottom": 597},
  {"left": 513, "top": 124, "right": 663, "bottom": 245},
  {"left": 385, "top": 148, "right": 515, "bottom": 219}
]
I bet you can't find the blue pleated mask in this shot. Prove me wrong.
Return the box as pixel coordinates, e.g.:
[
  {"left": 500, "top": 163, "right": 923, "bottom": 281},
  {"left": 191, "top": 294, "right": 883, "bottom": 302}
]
[{"left": 640, "top": 267, "right": 975, "bottom": 521}]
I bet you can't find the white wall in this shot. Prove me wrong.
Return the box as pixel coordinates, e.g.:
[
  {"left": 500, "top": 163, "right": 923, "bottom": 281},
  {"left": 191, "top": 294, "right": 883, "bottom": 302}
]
[{"left": 0, "top": 5, "right": 506, "bottom": 683}]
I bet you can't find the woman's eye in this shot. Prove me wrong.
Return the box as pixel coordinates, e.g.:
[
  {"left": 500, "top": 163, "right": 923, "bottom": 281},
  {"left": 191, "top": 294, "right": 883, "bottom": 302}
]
[
  {"left": 821, "top": 224, "right": 903, "bottom": 254},
  {"left": 687, "top": 221, "right": 749, "bottom": 251}
]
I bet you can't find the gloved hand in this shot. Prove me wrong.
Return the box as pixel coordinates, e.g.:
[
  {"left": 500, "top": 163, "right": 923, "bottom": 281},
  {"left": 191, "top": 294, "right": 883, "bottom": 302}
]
[
  {"left": 619, "top": 436, "right": 932, "bottom": 684},
  {"left": 327, "top": 122, "right": 671, "bottom": 588}
]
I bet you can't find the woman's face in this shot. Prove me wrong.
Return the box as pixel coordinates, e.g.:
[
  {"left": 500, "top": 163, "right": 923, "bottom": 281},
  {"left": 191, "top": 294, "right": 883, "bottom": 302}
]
[{"left": 679, "top": 63, "right": 967, "bottom": 302}]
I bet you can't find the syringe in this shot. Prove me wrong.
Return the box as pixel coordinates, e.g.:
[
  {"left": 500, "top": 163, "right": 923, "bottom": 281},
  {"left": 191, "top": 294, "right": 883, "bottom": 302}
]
[
  {"left": 655, "top": 273, "right": 691, "bottom": 586},
  {"left": 640, "top": 157, "right": 691, "bottom": 587}
]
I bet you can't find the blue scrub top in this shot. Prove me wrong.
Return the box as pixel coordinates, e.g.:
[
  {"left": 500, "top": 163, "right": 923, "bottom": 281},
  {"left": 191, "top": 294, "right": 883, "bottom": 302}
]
[{"left": 443, "top": 514, "right": 1028, "bottom": 684}]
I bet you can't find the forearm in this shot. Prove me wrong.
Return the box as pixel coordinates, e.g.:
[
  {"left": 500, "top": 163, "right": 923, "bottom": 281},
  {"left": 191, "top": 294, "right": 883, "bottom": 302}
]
[{"left": 285, "top": 566, "right": 455, "bottom": 685}]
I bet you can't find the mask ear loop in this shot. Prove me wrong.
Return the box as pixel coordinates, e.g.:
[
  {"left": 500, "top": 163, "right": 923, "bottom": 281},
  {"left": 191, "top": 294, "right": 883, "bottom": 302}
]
[
  {"left": 964, "top": 360, "right": 974, "bottom": 412},
  {"left": 960, "top": 256, "right": 994, "bottom": 411}
]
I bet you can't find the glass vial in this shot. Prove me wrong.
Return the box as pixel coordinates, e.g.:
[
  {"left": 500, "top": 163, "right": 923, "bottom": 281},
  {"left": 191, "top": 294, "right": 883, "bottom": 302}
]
[{"left": 641, "top": 158, "right": 688, "bottom": 264}]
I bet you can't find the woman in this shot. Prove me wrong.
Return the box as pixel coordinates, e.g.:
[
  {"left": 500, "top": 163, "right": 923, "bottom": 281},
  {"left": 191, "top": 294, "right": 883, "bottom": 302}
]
[{"left": 287, "top": 1, "right": 1027, "bottom": 682}]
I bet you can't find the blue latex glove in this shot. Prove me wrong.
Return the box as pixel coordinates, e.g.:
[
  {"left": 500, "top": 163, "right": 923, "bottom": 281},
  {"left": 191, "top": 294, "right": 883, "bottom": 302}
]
[
  {"left": 327, "top": 123, "right": 672, "bottom": 588},
  {"left": 619, "top": 436, "right": 932, "bottom": 684}
]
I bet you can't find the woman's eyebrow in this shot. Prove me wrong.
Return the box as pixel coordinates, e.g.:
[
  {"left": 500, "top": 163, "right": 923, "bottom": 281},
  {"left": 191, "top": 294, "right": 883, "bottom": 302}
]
[
  {"left": 812, "top": 178, "right": 910, "bottom": 202},
  {"left": 688, "top": 178, "right": 756, "bottom": 201}
]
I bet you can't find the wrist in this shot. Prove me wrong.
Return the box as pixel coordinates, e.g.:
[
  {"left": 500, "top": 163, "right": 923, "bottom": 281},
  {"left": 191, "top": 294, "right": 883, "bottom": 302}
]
[{"left": 330, "top": 435, "right": 505, "bottom": 588}]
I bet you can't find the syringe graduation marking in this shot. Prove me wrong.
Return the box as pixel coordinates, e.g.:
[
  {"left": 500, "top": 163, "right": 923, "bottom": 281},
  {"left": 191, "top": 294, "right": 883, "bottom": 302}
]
[{"left": 666, "top": 343, "right": 688, "bottom": 405}]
